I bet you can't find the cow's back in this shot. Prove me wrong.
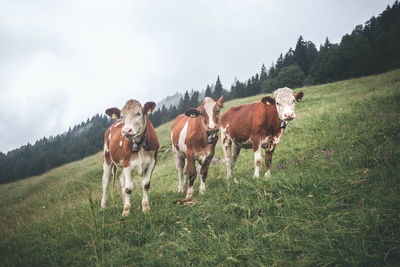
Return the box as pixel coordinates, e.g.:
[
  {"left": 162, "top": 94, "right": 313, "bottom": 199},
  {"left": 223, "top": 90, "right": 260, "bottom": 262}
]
[{"left": 220, "top": 102, "right": 258, "bottom": 143}]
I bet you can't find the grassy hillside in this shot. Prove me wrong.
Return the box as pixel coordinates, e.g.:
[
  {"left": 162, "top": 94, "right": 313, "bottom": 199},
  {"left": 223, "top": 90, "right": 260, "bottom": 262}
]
[{"left": 1, "top": 70, "right": 399, "bottom": 266}]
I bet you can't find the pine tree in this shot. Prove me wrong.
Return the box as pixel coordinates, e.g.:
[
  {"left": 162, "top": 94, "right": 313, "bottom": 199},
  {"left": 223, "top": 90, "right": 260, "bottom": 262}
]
[
  {"left": 213, "top": 76, "right": 223, "bottom": 99},
  {"left": 190, "top": 90, "right": 200, "bottom": 108},
  {"left": 178, "top": 91, "right": 191, "bottom": 113},
  {"left": 205, "top": 84, "right": 212, "bottom": 97},
  {"left": 260, "top": 64, "right": 268, "bottom": 82}
]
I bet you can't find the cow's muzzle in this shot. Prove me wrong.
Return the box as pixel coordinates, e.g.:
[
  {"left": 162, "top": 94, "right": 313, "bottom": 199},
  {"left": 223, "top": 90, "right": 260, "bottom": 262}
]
[{"left": 207, "top": 129, "right": 219, "bottom": 144}]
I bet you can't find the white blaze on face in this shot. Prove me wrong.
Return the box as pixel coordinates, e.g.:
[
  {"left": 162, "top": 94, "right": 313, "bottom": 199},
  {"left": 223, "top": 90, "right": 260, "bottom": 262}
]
[
  {"left": 274, "top": 87, "right": 297, "bottom": 121},
  {"left": 120, "top": 100, "right": 146, "bottom": 142},
  {"left": 203, "top": 97, "right": 217, "bottom": 129}
]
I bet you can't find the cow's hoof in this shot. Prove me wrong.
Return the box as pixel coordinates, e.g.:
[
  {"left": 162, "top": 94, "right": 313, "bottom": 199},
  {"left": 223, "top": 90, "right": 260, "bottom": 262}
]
[
  {"left": 142, "top": 202, "right": 150, "bottom": 213},
  {"left": 122, "top": 211, "right": 130, "bottom": 217},
  {"left": 122, "top": 204, "right": 131, "bottom": 216},
  {"left": 199, "top": 185, "right": 205, "bottom": 195},
  {"left": 265, "top": 170, "right": 271, "bottom": 177},
  {"left": 101, "top": 201, "right": 106, "bottom": 208}
]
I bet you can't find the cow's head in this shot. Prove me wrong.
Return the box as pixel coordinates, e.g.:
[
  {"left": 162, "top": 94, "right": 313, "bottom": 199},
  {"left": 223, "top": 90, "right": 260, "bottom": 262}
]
[
  {"left": 105, "top": 100, "right": 156, "bottom": 142},
  {"left": 261, "top": 87, "right": 304, "bottom": 122},
  {"left": 184, "top": 96, "right": 224, "bottom": 142}
]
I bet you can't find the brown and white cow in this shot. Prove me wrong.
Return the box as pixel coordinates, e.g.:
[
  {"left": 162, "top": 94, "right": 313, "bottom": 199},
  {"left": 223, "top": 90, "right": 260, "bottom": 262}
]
[
  {"left": 220, "top": 87, "right": 304, "bottom": 178},
  {"left": 101, "top": 100, "right": 159, "bottom": 216},
  {"left": 171, "top": 96, "right": 224, "bottom": 201}
]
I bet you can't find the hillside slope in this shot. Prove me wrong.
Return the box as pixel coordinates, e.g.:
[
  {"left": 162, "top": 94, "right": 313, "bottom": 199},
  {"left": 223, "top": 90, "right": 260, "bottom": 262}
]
[{"left": 1, "top": 70, "right": 399, "bottom": 266}]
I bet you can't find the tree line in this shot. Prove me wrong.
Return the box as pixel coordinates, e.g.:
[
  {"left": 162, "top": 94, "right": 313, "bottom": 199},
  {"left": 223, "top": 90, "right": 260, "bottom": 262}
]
[
  {"left": 149, "top": 1, "right": 400, "bottom": 127},
  {"left": 0, "top": 115, "right": 112, "bottom": 183},
  {"left": 1, "top": 1, "right": 399, "bottom": 183}
]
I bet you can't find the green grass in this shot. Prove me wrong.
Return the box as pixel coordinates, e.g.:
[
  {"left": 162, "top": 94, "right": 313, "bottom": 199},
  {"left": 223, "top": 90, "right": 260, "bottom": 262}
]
[{"left": 1, "top": 70, "right": 400, "bottom": 266}]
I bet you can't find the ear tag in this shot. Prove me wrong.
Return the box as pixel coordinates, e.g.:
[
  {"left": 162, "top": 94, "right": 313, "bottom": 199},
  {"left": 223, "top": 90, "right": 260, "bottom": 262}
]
[
  {"left": 112, "top": 113, "right": 118, "bottom": 119},
  {"left": 190, "top": 114, "right": 196, "bottom": 118},
  {"left": 266, "top": 101, "right": 271, "bottom": 106},
  {"left": 147, "top": 109, "right": 152, "bottom": 115}
]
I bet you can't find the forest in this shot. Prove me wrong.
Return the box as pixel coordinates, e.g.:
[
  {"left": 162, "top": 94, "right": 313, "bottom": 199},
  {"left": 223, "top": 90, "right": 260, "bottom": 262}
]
[
  {"left": 1, "top": 1, "right": 399, "bottom": 183},
  {"left": 149, "top": 2, "right": 400, "bottom": 127}
]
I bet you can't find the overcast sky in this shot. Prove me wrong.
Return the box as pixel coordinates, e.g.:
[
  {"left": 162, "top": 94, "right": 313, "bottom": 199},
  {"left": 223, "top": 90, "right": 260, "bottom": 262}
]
[{"left": 0, "top": 0, "right": 394, "bottom": 153}]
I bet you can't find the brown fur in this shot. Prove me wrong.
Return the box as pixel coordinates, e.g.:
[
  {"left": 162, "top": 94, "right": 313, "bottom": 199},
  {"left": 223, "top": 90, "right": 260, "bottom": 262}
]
[
  {"left": 104, "top": 117, "right": 159, "bottom": 168},
  {"left": 171, "top": 97, "right": 223, "bottom": 199},
  {"left": 220, "top": 101, "right": 281, "bottom": 150}
]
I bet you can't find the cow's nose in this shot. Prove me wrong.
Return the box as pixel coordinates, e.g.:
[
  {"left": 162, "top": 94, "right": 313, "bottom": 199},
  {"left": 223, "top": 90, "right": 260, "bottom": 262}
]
[
  {"left": 122, "top": 127, "right": 134, "bottom": 136},
  {"left": 284, "top": 113, "right": 295, "bottom": 120}
]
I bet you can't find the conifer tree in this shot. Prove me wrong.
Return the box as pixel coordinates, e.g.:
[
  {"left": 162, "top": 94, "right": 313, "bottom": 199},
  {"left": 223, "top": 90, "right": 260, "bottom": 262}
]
[
  {"left": 213, "top": 76, "right": 223, "bottom": 99},
  {"left": 205, "top": 84, "right": 212, "bottom": 97}
]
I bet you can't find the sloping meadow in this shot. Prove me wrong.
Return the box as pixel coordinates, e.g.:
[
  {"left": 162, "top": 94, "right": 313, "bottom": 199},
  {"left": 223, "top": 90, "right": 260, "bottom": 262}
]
[{"left": 1, "top": 70, "right": 399, "bottom": 266}]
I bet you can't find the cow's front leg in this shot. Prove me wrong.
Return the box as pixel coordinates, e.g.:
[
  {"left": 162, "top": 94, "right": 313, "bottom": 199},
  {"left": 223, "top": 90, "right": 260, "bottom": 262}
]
[
  {"left": 119, "top": 172, "right": 131, "bottom": 216},
  {"left": 101, "top": 162, "right": 113, "bottom": 208},
  {"left": 141, "top": 154, "right": 156, "bottom": 213},
  {"left": 122, "top": 167, "right": 134, "bottom": 216},
  {"left": 199, "top": 159, "right": 212, "bottom": 195},
  {"left": 264, "top": 145, "right": 275, "bottom": 177},
  {"left": 173, "top": 147, "right": 186, "bottom": 193},
  {"left": 253, "top": 142, "right": 262, "bottom": 178},
  {"left": 185, "top": 154, "right": 197, "bottom": 200}
]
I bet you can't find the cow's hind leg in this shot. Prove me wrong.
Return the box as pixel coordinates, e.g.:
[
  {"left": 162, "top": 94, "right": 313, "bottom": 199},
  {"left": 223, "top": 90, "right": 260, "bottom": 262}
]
[
  {"left": 231, "top": 142, "right": 241, "bottom": 172},
  {"left": 141, "top": 155, "right": 156, "bottom": 213},
  {"left": 101, "top": 162, "right": 113, "bottom": 208},
  {"left": 173, "top": 147, "right": 186, "bottom": 193},
  {"left": 253, "top": 143, "right": 262, "bottom": 178},
  {"left": 221, "top": 128, "right": 234, "bottom": 177}
]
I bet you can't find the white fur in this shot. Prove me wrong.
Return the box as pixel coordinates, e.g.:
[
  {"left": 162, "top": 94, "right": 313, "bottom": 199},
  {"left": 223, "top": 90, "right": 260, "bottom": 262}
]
[
  {"left": 178, "top": 121, "right": 189, "bottom": 153},
  {"left": 203, "top": 97, "right": 217, "bottom": 128}
]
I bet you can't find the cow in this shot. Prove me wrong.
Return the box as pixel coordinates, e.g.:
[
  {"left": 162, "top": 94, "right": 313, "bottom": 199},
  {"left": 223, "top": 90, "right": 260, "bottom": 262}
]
[
  {"left": 220, "top": 87, "right": 304, "bottom": 178},
  {"left": 171, "top": 96, "right": 224, "bottom": 201},
  {"left": 101, "top": 99, "right": 159, "bottom": 216}
]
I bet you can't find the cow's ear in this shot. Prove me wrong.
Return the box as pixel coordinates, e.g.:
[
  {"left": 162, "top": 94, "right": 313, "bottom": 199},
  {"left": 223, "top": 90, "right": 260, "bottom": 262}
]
[
  {"left": 294, "top": 92, "right": 304, "bottom": 102},
  {"left": 105, "top": 107, "right": 121, "bottom": 119},
  {"left": 184, "top": 108, "right": 201, "bottom": 118},
  {"left": 217, "top": 95, "right": 224, "bottom": 108},
  {"left": 143, "top": 101, "right": 156, "bottom": 115},
  {"left": 261, "top": 96, "right": 275, "bottom": 106}
]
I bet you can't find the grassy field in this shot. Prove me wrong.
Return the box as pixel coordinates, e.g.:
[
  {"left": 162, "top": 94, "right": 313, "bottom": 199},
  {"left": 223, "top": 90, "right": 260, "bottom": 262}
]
[{"left": 1, "top": 70, "right": 399, "bottom": 266}]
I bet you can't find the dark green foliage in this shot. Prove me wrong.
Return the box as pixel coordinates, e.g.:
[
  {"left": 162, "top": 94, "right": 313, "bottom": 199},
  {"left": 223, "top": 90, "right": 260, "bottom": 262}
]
[
  {"left": 204, "top": 84, "right": 212, "bottom": 97},
  {"left": 0, "top": 115, "right": 112, "bottom": 183},
  {"left": 212, "top": 76, "right": 223, "bottom": 99},
  {"left": 263, "top": 64, "right": 305, "bottom": 92}
]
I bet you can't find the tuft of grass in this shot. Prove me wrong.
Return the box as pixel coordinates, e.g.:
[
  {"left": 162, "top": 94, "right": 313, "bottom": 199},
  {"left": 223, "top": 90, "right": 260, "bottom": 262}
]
[{"left": 1, "top": 69, "right": 400, "bottom": 266}]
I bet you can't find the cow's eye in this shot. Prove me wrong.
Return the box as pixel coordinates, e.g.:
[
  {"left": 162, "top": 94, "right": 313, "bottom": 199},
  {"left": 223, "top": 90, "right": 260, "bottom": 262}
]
[
  {"left": 292, "top": 100, "right": 296, "bottom": 103},
  {"left": 136, "top": 112, "right": 141, "bottom": 116},
  {"left": 276, "top": 102, "right": 279, "bottom": 105},
  {"left": 216, "top": 110, "right": 220, "bottom": 114}
]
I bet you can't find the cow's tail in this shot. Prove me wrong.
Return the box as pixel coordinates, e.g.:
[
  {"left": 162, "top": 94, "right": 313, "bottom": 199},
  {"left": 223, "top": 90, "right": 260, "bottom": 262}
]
[{"left": 112, "top": 165, "right": 117, "bottom": 189}]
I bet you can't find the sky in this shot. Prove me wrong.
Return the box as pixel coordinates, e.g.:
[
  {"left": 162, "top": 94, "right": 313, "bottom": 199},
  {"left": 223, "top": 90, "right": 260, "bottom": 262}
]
[{"left": 0, "top": 0, "right": 394, "bottom": 153}]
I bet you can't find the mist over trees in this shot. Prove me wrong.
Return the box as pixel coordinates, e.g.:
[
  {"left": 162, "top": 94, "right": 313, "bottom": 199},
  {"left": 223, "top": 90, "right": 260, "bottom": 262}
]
[
  {"left": 151, "top": 1, "right": 400, "bottom": 129},
  {"left": 1, "top": 1, "right": 399, "bottom": 183},
  {"left": 0, "top": 115, "right": 112, "bottom": 183}
]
